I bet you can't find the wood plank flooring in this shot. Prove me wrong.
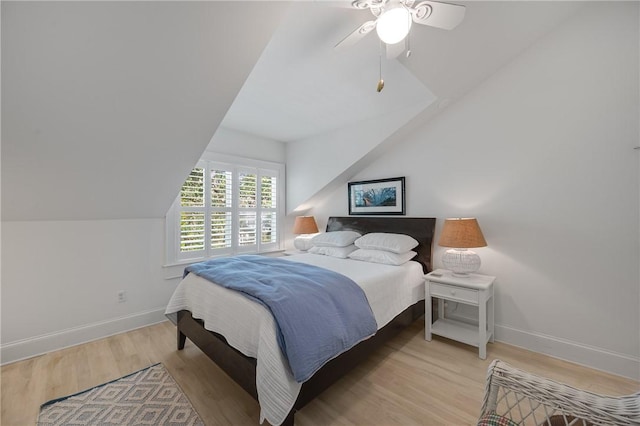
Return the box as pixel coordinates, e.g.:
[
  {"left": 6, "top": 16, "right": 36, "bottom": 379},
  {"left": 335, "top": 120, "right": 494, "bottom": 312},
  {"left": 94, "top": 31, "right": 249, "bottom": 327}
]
[{"left": 2, "top": 320, "right": 638, "bottom": 425}]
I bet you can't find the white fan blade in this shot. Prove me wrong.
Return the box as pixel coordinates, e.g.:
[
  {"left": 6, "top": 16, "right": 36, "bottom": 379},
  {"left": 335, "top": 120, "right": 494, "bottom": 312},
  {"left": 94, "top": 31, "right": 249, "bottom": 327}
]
[
  {"left": 386, "top": 41, "right": 405, "bottom": 59},
  {"left": 320, "top": 0, "right": 383, "bottom": 9},
  {"left": 412, "top": 1, "right": 465, "bottom": 30},
  {"left": 351, "top": 0, "right": 379, "bottom": 9},
  {"left": 320, "top": 0, "right": 360, "bottom": 9},
  {"left": 334, "top": 20, "right": 377, "bottom": 51}
]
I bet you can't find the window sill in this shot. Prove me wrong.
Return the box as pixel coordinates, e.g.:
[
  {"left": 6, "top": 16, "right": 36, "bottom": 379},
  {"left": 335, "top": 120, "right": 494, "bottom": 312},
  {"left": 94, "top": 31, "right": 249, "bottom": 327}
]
[{"left": 163, "top": 249, "right": 286, "bottom": 280}]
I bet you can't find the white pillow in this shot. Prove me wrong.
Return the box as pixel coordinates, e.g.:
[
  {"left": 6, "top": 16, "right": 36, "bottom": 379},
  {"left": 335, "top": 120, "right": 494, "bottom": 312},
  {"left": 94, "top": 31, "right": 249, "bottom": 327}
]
[
  {"left": 308, "top": 244, "right": 357, "bottom": 259},
  {"left": 354, "top": 232, "right": 419, "bottom": 254},
  {"left": 348, "top": 249, "right": 417, "bottom": 266},
  {"left": 311, "top": 231, "right": 362, "bottom": 248}
]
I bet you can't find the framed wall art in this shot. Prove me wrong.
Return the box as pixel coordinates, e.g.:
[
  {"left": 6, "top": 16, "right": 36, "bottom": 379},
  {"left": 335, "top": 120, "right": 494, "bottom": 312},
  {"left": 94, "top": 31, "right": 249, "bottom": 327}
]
[{"left": 348, "top": 177, "right": 406, "bottom": 215}]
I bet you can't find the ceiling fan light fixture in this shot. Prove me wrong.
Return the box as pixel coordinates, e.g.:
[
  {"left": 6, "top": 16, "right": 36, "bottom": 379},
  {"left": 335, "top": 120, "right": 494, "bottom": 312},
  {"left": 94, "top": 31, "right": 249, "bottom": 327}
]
[{"left": 375, "top": 6, "right": 412, "bottom": 45}]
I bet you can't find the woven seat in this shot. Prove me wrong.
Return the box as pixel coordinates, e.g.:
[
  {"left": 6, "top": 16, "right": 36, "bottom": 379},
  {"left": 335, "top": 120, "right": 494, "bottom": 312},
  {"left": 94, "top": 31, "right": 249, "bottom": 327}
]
[{"left": 480, "top": 360, "right": 640, "bottom": 426}]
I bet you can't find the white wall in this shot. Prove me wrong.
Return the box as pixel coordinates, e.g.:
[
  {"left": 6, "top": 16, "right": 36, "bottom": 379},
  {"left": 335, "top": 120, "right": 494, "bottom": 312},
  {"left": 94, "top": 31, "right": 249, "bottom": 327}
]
[
  {"left": 1, "top": 125, "right": 287, "bottom": 364},
  {"left": 312, "top": 2, "right": 640, "bottom": 379},
  {"left": 286, "top": 100, "right": 432, "bottom": 214},
  {"left": 1, "top": 219, "right": 175, "bottom": 362}
]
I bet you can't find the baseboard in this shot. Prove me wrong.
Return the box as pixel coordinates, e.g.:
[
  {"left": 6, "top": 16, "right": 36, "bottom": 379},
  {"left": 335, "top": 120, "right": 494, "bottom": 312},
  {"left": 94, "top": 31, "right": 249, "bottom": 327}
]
[
  {"left": 1, "top": 308, "right": 168, "bottom": 365},
  {"left": 4, "top": 309, "right": 638, "bottom": 380},
  {"left": 495, "top": 323, "right": 640, "bottom": 380}
]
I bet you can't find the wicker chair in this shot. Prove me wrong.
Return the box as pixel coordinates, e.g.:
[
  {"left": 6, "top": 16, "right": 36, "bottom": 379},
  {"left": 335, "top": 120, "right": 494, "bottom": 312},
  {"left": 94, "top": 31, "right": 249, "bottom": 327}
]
[{"left": 479, "top": 360, "right": 640, "bottom": 426}]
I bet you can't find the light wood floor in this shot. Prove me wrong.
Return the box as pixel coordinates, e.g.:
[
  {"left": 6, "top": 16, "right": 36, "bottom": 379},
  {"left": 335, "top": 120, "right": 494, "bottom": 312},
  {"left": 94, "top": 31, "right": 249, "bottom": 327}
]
[{"left": 2, "top": 320, "right": 638, "bottom": 426}]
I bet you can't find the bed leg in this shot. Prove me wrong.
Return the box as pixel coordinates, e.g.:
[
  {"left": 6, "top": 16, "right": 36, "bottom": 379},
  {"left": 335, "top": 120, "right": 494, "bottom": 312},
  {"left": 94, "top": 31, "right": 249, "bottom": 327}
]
[
  {"left": 280, "top": 409, "right": 295, "bottom": 426},
  {"left": 177, "top": 328, "right": 186, "bottom": 350}
]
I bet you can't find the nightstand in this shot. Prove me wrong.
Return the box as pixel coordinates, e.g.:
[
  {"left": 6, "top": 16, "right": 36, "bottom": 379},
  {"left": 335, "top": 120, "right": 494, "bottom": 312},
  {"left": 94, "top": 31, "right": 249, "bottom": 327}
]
[{"left": 425, "top": 268, "right": 495, "bottom": 359}]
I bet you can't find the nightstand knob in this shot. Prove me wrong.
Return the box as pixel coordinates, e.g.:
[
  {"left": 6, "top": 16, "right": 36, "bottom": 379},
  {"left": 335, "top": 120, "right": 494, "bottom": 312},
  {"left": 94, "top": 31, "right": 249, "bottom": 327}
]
[{"left": 451, "top": 290, "right": 456, "bottom": 295}]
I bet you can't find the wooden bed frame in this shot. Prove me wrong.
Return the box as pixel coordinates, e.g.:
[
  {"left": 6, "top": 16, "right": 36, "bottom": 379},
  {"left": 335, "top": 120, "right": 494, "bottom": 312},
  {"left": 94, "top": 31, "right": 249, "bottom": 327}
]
[{"left": 176, "top": 216, "right": 436, "bottom": 425}]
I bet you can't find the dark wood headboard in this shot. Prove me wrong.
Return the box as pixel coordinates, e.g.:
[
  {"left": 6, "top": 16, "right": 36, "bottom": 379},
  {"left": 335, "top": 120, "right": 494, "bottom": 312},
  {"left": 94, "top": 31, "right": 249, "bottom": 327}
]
[{"left": 326, "top": 216, "right": 436, "bottom": 273}]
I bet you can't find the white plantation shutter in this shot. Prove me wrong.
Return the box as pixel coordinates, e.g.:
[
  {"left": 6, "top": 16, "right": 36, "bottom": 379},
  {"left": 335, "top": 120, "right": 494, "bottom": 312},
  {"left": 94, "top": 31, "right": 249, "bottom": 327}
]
[
  {"left": 210, "top": 168, "right": 233, "bottom": 251},
  {"left": 211, "top": 211, "right": 232, "bottom": 249},
  {"left": 238, "top": 170, "right": 257, "bottom": 208},
  {"left": 237, "top": 168, "right": 257, "bottom": 251},
  {"left": 180, "top": 212, "right": 205, "bottom": 252},
  {"left": 236, "top": 168, "right": 279, "bottom": 252},
  {"left": 260, "top": 171, "right": 278, "bottom": 247},
  {"left": 167, "top": 154, "right": 283, "bottom": 264},
  {"left": 178, "top": 167, "right": 206, "bottom": 258},
  {"left": 238, "top": 211, "right": 257, "bottom": 247}
]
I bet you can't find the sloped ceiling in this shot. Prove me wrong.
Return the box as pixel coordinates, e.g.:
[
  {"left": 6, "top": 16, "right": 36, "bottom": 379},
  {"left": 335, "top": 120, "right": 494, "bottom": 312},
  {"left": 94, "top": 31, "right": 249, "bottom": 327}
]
[
  {"left": 2, "top": 1, "right": 588, "bottom": 221},
  {"left": 398, "top": 1, "right": 587, "bottom": 99},
  {"left": 221, "top": 1, "right": 436, "bottom": 143},
  {"left": 1, "top": 1, "right": 290, "bottom": 221},
  {"left": 220, "top": 1, "right": 586, "bottom": 144},
  {"left": 218, "top": 1, "right": 586, "bottom": 212}
]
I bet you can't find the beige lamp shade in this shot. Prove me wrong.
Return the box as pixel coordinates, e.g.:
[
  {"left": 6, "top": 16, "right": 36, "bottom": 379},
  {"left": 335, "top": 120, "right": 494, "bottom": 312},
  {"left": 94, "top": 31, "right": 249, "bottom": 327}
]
[
  {"left": 438, "top": 218, "right": 487, "bottom": 248},
  {"left": 293, "top": 216, "right": 319, "bottom": 234}
]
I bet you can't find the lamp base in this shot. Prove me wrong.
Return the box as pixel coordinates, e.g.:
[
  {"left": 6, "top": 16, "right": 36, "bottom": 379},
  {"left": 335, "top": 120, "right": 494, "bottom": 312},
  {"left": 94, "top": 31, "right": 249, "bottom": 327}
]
[
  {"left": 293, "top": 234, "right": 318, "bottom": 251},
  {"left": 442, "top": 248, "right": 481, "bottom": 276}
]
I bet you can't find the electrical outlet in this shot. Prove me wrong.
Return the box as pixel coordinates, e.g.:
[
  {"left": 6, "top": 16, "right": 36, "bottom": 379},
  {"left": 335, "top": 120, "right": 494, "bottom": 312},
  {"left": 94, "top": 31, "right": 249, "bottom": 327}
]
[{"left": 117, "top": 290, "right": 126, "bottom": 303}]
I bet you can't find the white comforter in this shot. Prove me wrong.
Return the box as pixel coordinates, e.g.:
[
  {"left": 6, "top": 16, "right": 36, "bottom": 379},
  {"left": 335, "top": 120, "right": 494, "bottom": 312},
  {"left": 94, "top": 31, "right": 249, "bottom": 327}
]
[{"left": 164, "top": 253, "right": 425, "bottom": 425}]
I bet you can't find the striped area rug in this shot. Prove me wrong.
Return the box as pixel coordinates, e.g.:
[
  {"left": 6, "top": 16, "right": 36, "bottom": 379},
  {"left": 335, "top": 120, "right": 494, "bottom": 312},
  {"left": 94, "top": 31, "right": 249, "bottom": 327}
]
[{"left": 37, "top": 363, "right": 203, "bottom": 426}]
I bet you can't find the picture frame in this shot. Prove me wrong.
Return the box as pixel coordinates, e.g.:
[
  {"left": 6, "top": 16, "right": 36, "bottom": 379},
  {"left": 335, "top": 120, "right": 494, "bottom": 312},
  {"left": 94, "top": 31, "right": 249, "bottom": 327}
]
[{"left": 348, "top": 177, "right": 406, "bottom": 215}]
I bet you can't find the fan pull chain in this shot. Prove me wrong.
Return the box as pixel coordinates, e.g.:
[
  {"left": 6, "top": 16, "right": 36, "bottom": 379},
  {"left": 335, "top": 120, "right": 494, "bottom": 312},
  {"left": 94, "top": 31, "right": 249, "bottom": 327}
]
[{"left": 377, "top": 40, "right": 384, "bottom": 92}]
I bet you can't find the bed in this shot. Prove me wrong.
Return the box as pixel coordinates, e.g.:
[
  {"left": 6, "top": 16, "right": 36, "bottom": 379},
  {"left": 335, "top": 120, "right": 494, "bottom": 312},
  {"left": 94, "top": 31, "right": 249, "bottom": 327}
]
[{"left": 165, "top": 216, "right": 436, "bottom": 425}]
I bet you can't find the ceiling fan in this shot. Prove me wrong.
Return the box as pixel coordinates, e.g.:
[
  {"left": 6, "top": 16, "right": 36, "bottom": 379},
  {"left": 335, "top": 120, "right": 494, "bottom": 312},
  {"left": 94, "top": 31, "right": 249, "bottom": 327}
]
[{"left": 335, "top": 0, "right": 466, "bottom": 58}]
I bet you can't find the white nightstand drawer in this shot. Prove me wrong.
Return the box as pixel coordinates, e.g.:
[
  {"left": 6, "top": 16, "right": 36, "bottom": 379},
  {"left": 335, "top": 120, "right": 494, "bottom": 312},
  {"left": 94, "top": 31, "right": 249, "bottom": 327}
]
[{"left": 429, "top": 282, "right": 478, "bottom": 304}]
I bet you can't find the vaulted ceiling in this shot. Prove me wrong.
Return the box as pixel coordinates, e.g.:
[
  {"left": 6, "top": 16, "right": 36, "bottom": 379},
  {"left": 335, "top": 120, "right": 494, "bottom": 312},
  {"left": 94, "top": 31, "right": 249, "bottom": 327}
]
[{"left": 2, "top": 1, "right": 587, "bottom": 221}]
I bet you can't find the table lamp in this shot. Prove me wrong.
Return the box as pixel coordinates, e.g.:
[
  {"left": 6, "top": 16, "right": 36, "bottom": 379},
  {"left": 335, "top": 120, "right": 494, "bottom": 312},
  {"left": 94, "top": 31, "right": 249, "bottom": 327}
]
[
  {"left": 438, "top": 217, "right": 487, "bottom": 276},
  {"left": 293, "top": 216, "right": 319, "bottom": 251}
]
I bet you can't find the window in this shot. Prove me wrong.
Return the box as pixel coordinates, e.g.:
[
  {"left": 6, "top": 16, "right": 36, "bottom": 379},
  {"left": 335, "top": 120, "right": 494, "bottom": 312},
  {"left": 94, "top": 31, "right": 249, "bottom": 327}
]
[{"left": 166, "top": 153, "right": 284, "bottom": 264}]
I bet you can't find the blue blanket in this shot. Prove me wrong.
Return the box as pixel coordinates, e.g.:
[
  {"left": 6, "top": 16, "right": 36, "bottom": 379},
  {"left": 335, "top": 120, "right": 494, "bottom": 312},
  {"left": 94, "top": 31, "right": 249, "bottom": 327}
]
[{"left": 184, "top": 255, "right": 377, "bottom": 383}]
